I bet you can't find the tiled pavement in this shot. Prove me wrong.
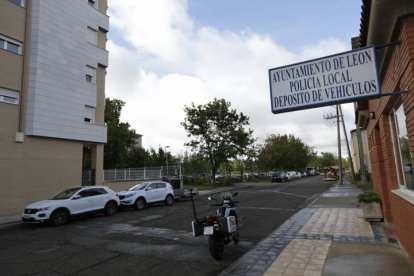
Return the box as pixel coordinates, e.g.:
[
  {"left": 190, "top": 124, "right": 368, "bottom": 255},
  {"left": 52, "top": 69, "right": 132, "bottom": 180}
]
[{"left": 219, "top": 184, "right": 395, "bottom": 276}]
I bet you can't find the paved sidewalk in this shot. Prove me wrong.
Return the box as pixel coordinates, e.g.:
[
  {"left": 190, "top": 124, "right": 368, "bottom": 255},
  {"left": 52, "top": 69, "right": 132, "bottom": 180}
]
[{"left": 220, "top": 183, "right": 414, "bottom": 276}]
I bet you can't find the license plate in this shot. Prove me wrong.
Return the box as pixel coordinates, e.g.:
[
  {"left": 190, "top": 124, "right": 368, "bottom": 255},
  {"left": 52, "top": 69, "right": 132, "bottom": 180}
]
[
  {"left": 203, "top": 226, "right": 214, "bottom": 235},
  {"left": 23, "top": 214, "right": 32, "bottom": 219}
]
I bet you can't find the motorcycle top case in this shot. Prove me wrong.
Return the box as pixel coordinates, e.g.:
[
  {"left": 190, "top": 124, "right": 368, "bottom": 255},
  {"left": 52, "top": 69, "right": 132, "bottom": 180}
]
[{"left": 192, "top": 219, "right": 205, "bottom": 237}]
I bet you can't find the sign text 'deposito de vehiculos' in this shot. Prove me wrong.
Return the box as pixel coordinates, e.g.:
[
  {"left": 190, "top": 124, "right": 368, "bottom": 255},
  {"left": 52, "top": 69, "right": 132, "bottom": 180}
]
[{"left": 268, "top": 46, "right": 380, "bottom": 114}]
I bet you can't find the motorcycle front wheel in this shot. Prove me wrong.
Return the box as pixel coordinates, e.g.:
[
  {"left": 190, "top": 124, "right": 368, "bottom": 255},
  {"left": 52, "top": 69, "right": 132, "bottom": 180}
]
[{"left": 208, "top": 234, "right": 224, "bottom": 260}]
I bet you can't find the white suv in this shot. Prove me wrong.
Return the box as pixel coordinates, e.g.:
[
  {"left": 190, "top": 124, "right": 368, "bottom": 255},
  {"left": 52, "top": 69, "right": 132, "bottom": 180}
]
[
  {"left": 22, "top": 186, "right": 120, "bottom": 226},
  {"left": 117, "top": 181, "right": 174, "bottom": 210}
]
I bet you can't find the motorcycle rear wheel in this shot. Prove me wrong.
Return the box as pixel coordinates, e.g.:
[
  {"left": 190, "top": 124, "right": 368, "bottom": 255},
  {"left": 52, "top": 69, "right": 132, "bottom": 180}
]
[
  {"left": 232, "top": 232, "right": 239, "bottom": 244},
  {"left": 208, "top": 234, "right": 224, "bottom": 260}
]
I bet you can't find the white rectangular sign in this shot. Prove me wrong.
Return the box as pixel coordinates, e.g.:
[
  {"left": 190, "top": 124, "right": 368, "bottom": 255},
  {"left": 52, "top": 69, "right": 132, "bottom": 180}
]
[{"left": 268, "top": 46, "right": 380, "bottom": 114}]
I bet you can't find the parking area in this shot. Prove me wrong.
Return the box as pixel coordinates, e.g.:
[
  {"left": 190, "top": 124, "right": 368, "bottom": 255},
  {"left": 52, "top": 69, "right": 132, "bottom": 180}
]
[{"left": 0, "top": 177, "right": 331, "bottom": 275}]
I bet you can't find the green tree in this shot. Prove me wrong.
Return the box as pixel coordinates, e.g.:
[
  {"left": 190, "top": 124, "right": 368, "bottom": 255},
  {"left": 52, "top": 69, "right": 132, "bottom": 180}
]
[
  {"left": 181, "top": 98, "right": 254, "bottom": 184},
  {"left": 243, "top": 142, "right": 259, "bottom": 174},
  {"left": 104, "top": 98, "right": 136, "bottom": 169},
  {"left": 317, "top": 152, "right": 338, "bottom": 168},
  {"left": 126, "top": 147, "right": 148, "bottom": 168},
  {"left": 257, "top": 134, "right": 315, "bottom": 171},
  {"left": 179, "top": 151, "right": 210, "bottom": 176}
]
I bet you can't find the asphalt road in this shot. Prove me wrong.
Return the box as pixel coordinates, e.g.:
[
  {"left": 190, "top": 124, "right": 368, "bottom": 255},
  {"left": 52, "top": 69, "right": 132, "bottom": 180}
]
[{"left": 0, "top": 176, "right": 331, "bottom": 276}]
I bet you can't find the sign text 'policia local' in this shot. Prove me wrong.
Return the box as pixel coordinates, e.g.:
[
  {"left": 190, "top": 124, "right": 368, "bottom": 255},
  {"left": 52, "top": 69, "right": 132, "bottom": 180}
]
[{"left": 268, "top": 46, "right": 380, "bottom": 114}]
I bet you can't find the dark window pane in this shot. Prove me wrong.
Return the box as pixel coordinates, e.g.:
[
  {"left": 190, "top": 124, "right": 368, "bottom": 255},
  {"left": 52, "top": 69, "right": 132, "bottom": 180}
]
[
  {"left": 8, "top": 0, "right": 23, "bottom": 7},
  {"left": 157, "top": 183, "right": 166, "bottom": 189},
  {"left": 7, "top": 41, "right": 20, "bottom": 54},
  {"left": 3, "top": 96, "right": 16, "bottom": 103}
]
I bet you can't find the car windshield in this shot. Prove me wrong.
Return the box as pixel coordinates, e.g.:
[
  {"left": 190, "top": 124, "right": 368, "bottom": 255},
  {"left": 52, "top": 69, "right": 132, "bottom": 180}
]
[
  {"left": 127, "top": 183, "right": 148, "bottom": 191},
  {"left": 50, "top": 187, "right": 82, "bottom": 200}
]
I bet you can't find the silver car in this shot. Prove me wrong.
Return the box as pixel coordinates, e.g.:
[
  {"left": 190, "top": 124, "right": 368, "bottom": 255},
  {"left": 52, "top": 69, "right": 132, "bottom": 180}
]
[{"left": 117, "top": 181, "right": 174, "bottom": 210}]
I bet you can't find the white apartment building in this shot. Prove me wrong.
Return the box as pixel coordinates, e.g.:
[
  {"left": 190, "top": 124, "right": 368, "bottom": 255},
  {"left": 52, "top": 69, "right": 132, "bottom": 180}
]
[{"left": 0, "top": 0, "right": 109, "bottom": 216}]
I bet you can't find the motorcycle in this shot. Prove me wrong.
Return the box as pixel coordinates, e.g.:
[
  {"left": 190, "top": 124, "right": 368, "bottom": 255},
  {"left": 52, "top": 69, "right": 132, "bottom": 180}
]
[{"left": 190, "top": 190, "right": 240, "bottom": 260}]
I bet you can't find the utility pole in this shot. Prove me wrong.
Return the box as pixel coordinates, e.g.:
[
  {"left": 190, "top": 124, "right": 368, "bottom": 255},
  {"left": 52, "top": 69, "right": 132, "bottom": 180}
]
[
  {"left": 336, "top": 105, "right": 343, "bottom": 185},
  {"left": 323, "top": 106, "right": 343, "bottom": 185},
  {"left": 339, "top": 105, "right": 356, "bottom": 184}
]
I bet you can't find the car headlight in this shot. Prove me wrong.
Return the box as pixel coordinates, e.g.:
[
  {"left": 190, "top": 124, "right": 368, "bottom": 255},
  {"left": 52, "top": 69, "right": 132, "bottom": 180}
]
[
  {"left": 38, "top": 206, "right": 51, "bottom": 211},
  {"left": 124, "top": 194, "right": 134, "bottom": 198}
]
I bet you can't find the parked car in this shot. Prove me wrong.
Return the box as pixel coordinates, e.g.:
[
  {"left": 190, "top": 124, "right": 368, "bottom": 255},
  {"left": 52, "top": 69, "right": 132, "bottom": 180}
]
[
  {"left": 306, "top": 167, "right": 319, "bottom": 176},
  {"left": 189, "top": 173, "right": 210, "bottom": 184},
  {"left": 22, "top": 186, "right": 120, "bottom": 226},
  {"left": 286, "top": 171, "right": 297, "bottom": 180},
  {"left": 117, "top": 181, "right": 174, "bottom": 210},
  {"left": 271, "top": 172, "right": 289, "bottom": 182}
]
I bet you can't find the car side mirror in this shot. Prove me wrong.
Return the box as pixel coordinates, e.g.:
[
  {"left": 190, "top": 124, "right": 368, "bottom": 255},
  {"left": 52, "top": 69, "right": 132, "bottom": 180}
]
[
  {"left": 146, "top": 187, "right": 152, "bottom": 191},
  {"left": 72, "top": 195, "right": 81, "bottom": 200}
]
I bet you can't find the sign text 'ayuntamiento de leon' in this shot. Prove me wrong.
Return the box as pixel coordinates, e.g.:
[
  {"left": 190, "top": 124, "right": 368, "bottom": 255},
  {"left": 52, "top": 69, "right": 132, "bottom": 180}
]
[{"left": 268, "top": 46, "right": 380, "bottom": 114}]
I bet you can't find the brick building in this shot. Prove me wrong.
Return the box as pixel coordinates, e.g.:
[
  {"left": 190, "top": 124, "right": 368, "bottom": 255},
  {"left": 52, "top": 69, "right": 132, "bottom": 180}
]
[
  {"left": 355, "top": 0, "right": 414, "bottom": 259},
  {"left": 0, "top": 0, "right": 108, "bottom": 216}
]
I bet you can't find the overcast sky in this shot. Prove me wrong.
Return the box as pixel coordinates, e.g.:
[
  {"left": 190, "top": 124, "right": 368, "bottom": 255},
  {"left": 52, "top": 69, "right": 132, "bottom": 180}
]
[{"left": 106, "top": 0, "right": 363, "bottom": 157}]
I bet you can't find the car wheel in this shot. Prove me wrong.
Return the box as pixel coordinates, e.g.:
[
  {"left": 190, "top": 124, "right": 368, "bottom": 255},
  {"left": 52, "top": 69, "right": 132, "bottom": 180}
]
[
  {"left": 165, "top": 194, "right": 173, "bottom": 206},
  {"left": 134, "top": 198, "right": 146, "bottom": 210},
  {"left": 50, "top": 209, "right": 69, "bottom": 226},
  {"left": 104, "top": 201, "right": 117, "bottom": 216}
]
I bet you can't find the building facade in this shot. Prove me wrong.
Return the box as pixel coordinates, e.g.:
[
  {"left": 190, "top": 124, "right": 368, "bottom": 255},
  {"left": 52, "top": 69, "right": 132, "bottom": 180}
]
[
  {"left": 350, "top": 128, "right": 371, "bottom": 175},
  {"left": 355, "top": 0, "right": 414, "bottom": 259},
  {"left": 0, "top": 0, "right": 108, "bottom": 216}
]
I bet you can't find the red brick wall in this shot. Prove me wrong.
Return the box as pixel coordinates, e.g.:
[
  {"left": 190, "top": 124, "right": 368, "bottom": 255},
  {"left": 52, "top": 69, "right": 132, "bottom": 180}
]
[
  {"left": 391, "top": 193, "right": 414, "bottom": 257},
  {"left": 367, "top": 17, "right": 414, "bottom": 259}
]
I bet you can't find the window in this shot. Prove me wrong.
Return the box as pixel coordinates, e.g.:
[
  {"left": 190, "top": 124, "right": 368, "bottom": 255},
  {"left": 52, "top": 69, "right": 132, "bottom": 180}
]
[
  {"left": 390, "top": 104, "right": 414, "bottom": 191},
  {"left": 85, "top": 65, "right": 96, "bottom": 84},
  {"left": 0, "top": 88, "right": 19, "bottom": 105},
  {"left": 0, "top": 35, "right": 22, "bottom": 55},
  {"left": 156, "top": 183, "right": 166, "bottom": 189},
  {"left": 87, "top": 27, "right": 97, "bottom": 45},
  {"left": 7, "top": 41, "right": 20, "bottom": 53},
  {"left": 88, "top": 0, "right": 97, "bottom": 8},
  {"left": 84, "top": 105, "right": 95, "bottom": 124},
  {"left": 8, "top": 0, "right": 25, "bottom": 7},
  {"left": 147, "top": 183, "right": 157, "bottom": 190}
]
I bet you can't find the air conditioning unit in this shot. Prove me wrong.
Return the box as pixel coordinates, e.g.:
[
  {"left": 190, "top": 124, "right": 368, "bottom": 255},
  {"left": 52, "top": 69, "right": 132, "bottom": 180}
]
[{"left": 15, "top": 132, "right": 24, "bottom": 143}]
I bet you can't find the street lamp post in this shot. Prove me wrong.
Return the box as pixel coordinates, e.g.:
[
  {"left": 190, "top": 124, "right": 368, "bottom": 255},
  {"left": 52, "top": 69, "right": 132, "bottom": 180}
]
[{"left": 165, "top": 146, "right": 170, "bottom": 177}]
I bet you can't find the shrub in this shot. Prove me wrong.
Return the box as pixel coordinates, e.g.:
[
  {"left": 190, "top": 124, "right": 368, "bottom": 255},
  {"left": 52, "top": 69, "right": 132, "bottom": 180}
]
[{"left": 357, "top": 192, "right": 381, "bottom": 203}]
